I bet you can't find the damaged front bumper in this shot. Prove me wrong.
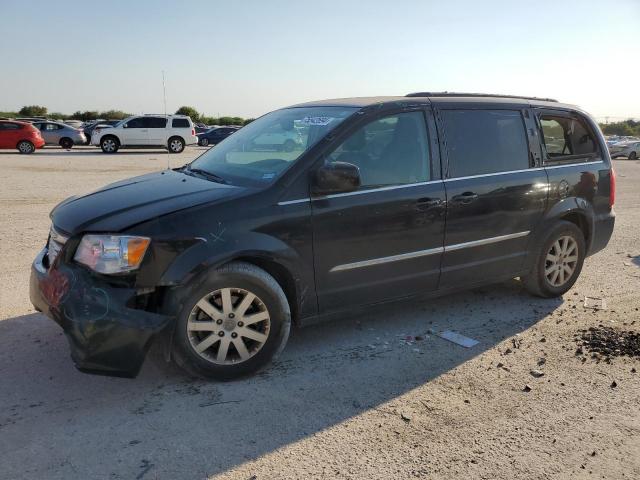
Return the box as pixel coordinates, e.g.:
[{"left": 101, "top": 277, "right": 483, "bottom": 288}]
[{"left": 29, "top": 248, "right": 173, "bottom": 377}]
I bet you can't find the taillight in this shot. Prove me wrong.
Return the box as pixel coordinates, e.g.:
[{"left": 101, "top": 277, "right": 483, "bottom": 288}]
[
  {"left": 609, "top": 168, "right": 616, "bottom": 208},
  {"left": 192, "top": 128, "right": 195, "bottom": 136}
]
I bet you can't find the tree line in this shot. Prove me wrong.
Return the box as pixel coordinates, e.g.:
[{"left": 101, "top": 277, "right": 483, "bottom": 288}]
[
  {"left": 599, "top": 119, "right": 640, "bottom": 137},
  {"left": 1, "top": 105, "right": 254, "bottom": 126}
]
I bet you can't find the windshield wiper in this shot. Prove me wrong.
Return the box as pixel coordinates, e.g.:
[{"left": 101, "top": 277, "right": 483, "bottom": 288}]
[{"left": 182, "top": 166, "right": 229, "bottom": 184}]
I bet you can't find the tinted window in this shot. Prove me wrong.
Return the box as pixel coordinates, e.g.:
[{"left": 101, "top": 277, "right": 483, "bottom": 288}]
[
  {"left": 125, "top": 117, "right": 145, "bottom": 128},
  {"left": 539, "top": 114, "right": 597, "bottom": 159},
  {"left": 172, "top": 118, "right": 190, "bottom": 128},
  {"left": 145, "top": 117, "right": 167, "bottom": 128},
  {"left": 328, "top": 112, "right": 430, "bottom": 187},
  {"left": 45, "top": 123, "right": 61, "bottom": 131},
  {"left": 0, "top": 122, "right": 21, "bottom": 130},
  {"left": 442, "top": 110, "right": 529, "bottom": 178}
]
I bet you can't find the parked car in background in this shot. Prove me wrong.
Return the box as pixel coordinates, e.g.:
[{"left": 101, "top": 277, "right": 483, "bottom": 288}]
[
  {"left": 32, "top": 121, "right": 86, "bottom": 149},
  {"left": 64, "top": 120, "right": 84, "bottom": 128},
  {"left": 194, "top": 123, "right": 210, "bottom": 134},
  {"left": 15, "top": 117, "right": 47, "bottom": 123},
  {"left": 0, "top": 120, "right": 45, "bottom": 153},
  {"left": 30, "top": 93, "right": 615, "bottom": 380},
  {"left": 83, "top": 120, "right": 120, "bottom": 144},
  {"left": 609, "top": 140, "right": 640, "bottom": 159},
  {"left": 91, "top": 114, "right": 198, "bottom": 153},
  {"left": 197, "top": 126, "right": 240, "bottom": 146}
]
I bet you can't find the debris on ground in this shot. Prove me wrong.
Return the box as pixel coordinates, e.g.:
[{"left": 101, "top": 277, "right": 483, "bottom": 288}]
[
  {"left": 523, "top": 385, "right": 532, "bottom": 392},
  {"left": 438, "top": 330, "right": 479, "bottom": 348},
  {"left": 610, "top": 381, "right": 618, "bottom": 388},
  {"left": 584, "top": 296, "right": 607, "bottom": 311},
  {"left": 575, "top": 326, "right": 640, "bottom": 359},
  {"left": 530, "top": 369, "right": 545, "bottom": 378}
]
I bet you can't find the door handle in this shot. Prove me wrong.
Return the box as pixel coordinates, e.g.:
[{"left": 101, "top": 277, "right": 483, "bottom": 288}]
[
  {"left": 451, "top": 192, "right": 479, "bottom": 204},
  {"left": 416, "top": 197, "right": 442, "bottom": 210}
]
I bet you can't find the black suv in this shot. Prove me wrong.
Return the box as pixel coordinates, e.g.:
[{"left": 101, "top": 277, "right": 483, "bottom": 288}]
[{"left": 30, "top": 93, "right": 615, "bottom": 379}]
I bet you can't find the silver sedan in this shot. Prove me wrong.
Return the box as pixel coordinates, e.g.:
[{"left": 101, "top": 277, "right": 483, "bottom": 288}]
[
  {"left": 609, "top": 140, "right": 640, "bottom": 160},
  {"left": 32, "top": 121, "right": 86, "bottom": 149}
]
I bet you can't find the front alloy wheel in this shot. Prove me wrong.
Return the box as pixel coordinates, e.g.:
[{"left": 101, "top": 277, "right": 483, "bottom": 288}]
[
  {"left": 101, "top": 137, "right": 118, "bottom": 153},
  {"left": 172, "top": 262, "right": 291, "bottom": 380},
  {"left": 187, "top": 288, "right": 271, "bottom": 364}
]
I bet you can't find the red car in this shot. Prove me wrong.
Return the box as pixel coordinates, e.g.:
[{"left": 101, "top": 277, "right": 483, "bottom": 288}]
[{"left": 0, "top": 120, "right": 45, "bottom": 154}]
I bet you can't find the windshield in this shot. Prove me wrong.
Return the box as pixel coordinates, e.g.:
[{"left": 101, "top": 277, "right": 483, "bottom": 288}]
[{"left": 188, "top": 106, "right": 358, "bottom": 186}]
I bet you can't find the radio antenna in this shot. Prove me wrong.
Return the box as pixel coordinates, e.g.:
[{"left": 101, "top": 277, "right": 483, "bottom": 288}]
[{"left": 162, "top": 70, "right": 170, "bottom": 170}]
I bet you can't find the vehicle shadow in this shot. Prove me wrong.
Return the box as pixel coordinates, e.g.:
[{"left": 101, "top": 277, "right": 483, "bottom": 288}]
[{"left": 0, "top": 280, "right": 562, "bottom": 479}]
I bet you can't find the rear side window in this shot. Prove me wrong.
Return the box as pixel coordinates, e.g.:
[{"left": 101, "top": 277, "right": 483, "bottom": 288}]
[
  {"left": 539, "top": 114, "right": 597, "bottom": 160},
  {"left": 172, "top": 118, "right": 190, "bottom": 128},
  {"left": 327, "top": 111, "right": 430, "bottom": 187},
  {"left": 441, "top": 110, "right": 530, "bottom": 178},
  {"left": 145, "top": 117, "right": 167, "bottom": 128},
  {"left": 0, "top": 122, "right": 21, "bottom": 130}
]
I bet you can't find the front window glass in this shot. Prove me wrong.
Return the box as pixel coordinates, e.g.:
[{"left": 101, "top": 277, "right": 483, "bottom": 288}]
[
  {"left": 327, "top": 112, "right": 430, "bottom": 187},
  {"left": 189, "top": 106, "right": 357, "bottom": 186}
]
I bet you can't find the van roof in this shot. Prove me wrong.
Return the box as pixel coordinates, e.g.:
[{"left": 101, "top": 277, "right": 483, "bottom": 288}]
[{"left": 290, "top": 93, "right": 573, "bottom": 110}]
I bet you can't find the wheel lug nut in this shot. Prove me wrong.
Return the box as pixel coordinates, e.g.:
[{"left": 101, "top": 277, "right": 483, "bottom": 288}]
[
  {"left": 231, "top": 332, "right": 238, "bottom": 338},
  {"left": 228, "top": 313, "right": 235, "bottom": 319},
  {"left": 216, "top": 319, "right": 223, "bottom": 325},
  {"left": 237, "top": 321, "right": 244, "bottom": 327},
  {"left": 218, "top": 331, "right": 225, "bottom": 337}
]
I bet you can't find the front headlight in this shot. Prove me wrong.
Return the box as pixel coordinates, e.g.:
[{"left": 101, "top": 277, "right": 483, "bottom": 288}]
[{"left": 74, "top": 235, "right": 150, "bottom": 274}]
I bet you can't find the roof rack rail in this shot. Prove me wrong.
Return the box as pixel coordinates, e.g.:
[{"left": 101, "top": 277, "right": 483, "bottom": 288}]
[{"left": 405, "top": 92, "right": 558, "bottom": 102}]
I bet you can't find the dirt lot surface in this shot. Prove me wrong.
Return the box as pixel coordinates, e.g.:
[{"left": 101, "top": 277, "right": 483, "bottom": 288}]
[{"left": 1, "top": 147, "right": 639, "bottom": 479}]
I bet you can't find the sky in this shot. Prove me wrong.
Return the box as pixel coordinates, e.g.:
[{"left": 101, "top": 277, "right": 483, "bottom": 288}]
[{"left": 0, "top": 0, "right": 638, "bottom": 120}]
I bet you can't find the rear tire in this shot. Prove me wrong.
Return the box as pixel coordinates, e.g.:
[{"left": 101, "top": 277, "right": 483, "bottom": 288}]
[
  {"left": 60, "top": 138, "right": 73, "bottom": 149},
  {"left": 17, "top": 141, "right": 35, "bottom": 154},
  {"left": 168, "top": 136, "right": 185, "bottom": 154},
  {"left": 522, "top": 221, "right": 586, "bottom": 297},
  {"left": 200, "top": 138, "right": 209, "bottom": 147},
  {"left": 172, "top": 262, "right": 291, "bottom": 380},
  {"left": 100, "top": 136, "right": 119, "bottom": 153},
  {"left": 629, "top": 151, "right": 637, "bottom": 160}
]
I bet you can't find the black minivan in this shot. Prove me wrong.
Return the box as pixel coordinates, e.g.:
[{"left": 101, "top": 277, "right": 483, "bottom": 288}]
[{"left": 30, "top": 93, "right": 615, "bottom": 379}]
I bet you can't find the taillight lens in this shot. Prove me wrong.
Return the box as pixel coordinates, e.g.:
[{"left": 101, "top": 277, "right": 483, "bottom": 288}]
[
  {"left": 609, "top": 168, "right": 616, "bottom": 208},
  {"left": 192, "top": 128, "right": 196, "bottom": 136}
]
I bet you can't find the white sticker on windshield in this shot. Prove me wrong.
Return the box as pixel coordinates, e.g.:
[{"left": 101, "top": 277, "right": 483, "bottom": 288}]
[
  {"left": 298, "top": 116, "right": 334, "bottom": 126},
  {"left": 262, "top": 173, "right": 276, "bottom": 180}
]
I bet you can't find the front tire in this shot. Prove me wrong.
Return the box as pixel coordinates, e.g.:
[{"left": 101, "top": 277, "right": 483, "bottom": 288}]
[
  {"left": 17, "top": 140, "right": 35, "bottom": 154},
  {"left": 172, "top": 262, "right": 291, "bottom": 380},
  {"left": 100, "top": 136, "right": 119, "bottom": 153},
  {"left": 629, "top": 151, "right": 637, "bottom": 160},
  {"left": 522, "top": 221, "right": 586, "bottom": 297},
  {"left": 168, "top": 136, "right": 185, "bottom": 154}
]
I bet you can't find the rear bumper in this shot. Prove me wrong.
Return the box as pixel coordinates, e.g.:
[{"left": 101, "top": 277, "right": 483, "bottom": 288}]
[
  {"left": 34, "top": 137, "right": 45, "bottom": 148},
  {"left": 588, "top": 210, "right": 615, "bottom": 256},
  {"left": 186, "top": 135, "right": 199, "bottom": 146},
  {"left": 30, "top": 248, "right": 173, "bottom": 377}
]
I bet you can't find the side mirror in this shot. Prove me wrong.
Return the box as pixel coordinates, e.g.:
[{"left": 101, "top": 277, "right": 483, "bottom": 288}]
[{"left": 312, "top": 162, "right": 361, "bottom": 195}]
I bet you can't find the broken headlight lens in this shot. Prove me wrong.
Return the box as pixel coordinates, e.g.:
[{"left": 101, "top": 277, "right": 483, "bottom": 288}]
[{"left": 74, "top": 235, "right": 150, "bottom": 274}]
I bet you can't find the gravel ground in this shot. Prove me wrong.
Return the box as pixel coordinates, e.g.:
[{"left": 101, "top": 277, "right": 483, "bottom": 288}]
[{"left": 0, "top": 147, "right": 638, "bottom": 480}]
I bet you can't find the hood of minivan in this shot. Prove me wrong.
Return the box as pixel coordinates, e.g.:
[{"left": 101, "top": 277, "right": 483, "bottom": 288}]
[{"left": 51, "top": 170, "right": 245, "bottom": 235}]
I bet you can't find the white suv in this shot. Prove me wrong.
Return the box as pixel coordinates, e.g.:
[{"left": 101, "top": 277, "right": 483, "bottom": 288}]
[{"left": 91, "top": 115, "right": 198, "bottom": 154}]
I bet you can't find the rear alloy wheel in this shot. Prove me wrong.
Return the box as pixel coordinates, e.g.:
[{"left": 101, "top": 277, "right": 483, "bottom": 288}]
[
  {"left": 17, "top": 141, "right": 35, "bottom": 154},
  {"left": 169, "top": 137, "right": 185, "bottom": 154},
  {"left": 60, "top": 138, "right": 73, "bottom": 149},
  {"left": 172, "top": 262, "right": 291, "bottom": 380},
  {"left": 629, "top": 151, "right": 637, "bottom": 160},
  {"left": 522, "top": 221, "right": 586, "bottom": 297},
  {"left": 200, "top": 138, "right": 209, "bottom": 147},
  {"left": 100, "top": 137, "right": 119, "bottom": 153}
]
